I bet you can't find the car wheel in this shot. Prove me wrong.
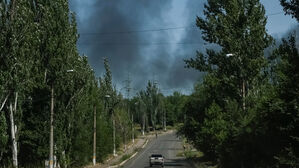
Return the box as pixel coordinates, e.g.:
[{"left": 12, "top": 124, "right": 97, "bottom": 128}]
[{"left": 150, "top": 164, "right": 152, "bottom": 167}]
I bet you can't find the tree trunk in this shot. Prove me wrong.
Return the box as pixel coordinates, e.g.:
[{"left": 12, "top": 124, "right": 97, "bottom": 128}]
[
  {"left": 9, "top": 92, "right": 18, "bottom": 168},
  {"left": 0, "top": 93, "right": 9, "bottom": 112}
]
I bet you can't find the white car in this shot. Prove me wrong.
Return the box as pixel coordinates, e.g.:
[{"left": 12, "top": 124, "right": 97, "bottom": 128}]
[{"left": 149, "top": 154, "right": 164, "bottom": 167}]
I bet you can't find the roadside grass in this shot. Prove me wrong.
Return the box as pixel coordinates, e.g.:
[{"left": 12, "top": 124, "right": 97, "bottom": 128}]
[
  {"left": 177, "top": 150, "right": 203, "bottom": 158},
  {"left": 134, "top": 147, "right": 141, "bottom": 153},
  {"left": 177, "top": 138, "right": 218, "bottom": 168},
  {"left": 120, "top": 154, "right": 131, "bottom": 163},
  {"left": 111, "top": 154, "right": 131, "bottom": 166},
  {"left": 178, "top": 149, "right": 217, "bottom": 168},
  {"left": 111, "top": 147, "right": 140, "bottom": 166}
]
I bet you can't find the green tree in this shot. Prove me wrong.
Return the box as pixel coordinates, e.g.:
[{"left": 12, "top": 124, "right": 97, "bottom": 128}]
[
  {"left": 0, "top": 0, "right": 39, "bottom": 166},
  {"left": 269, "top": 34, "right": 299, "bottom": 167},
  {"left": 185, "top": 0, "right": 272, "bottom": 108},
  {"left": 99, "top": 57, "right": 120, "bottom": 157},
  {"left": 183, "top": 0, "right": 273, "bottom": 166},
  {"left": 165, "top": 91, "right": 186, "bottom": 126},
  {"left": 280, "top": 0, "right": 299, "bottom": 21},
  {"left": 145, "top": 81, "right": 160, "bottom": 131},
  {"left": 0, "top": 0, "right": 137, "bottom": 167},
  {"left": 135, "top": 92, "right": 148, "bottom": 134},
  {"left": 0, "top": 112, "right": 8, "bottom": 162}
]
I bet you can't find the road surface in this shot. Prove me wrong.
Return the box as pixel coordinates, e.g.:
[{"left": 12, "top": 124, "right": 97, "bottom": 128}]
[{"left": 123, "top": 132, "right": 193, "bottom": 168}]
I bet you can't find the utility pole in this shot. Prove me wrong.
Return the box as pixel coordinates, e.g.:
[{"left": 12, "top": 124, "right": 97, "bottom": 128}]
[
  {"left": 164, "top": 107, "right": 166, "bottom": 131},
  {"left": 104, "top": 94, "right": 116, "bottom": 156},
  {"left": 242, "top": 79, "right": 246, "bottom": 111},
  {"left": 93, "top": 105, "right": 96, "bottom": 165},
  {"left": 142, "top": 111, "right": 145, "bottom": 136},
  {"left": 153, "top": 79, "right": 159, "bottom": 135},
  {"left": 136, "top": 100, "right": 145, "bottom": 136},
  {"left": 49, "top": 84, "right": 54, "bottom": 168},
  {"left": 124, "top": 73, "right": 134, "bottom": 143},
  {"left": 113, "top": 116, "right": 116, "bottom": 156},
  {"left": 48, "top": 70, "right": 74, "bottom": 168},
  {"left": 131, "top": 113, "right": 134, "bottom": 143}
]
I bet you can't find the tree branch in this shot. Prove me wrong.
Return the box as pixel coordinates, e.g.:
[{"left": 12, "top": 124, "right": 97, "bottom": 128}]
[
  {"left": 66, "top": 86, "right": 84, "bottom": 109},
  {"left": 0, "top": 93, "right": 10, "bottom": 112}
]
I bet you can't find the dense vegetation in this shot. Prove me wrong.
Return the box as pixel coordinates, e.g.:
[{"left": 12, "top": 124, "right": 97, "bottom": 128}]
[{"left": 179, "top": 0, "right": 299, "bottom": 167}]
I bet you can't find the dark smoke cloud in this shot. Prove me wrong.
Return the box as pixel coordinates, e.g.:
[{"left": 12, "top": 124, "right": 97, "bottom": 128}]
[
  {"left": 69, "top": 0, "right": 207, "bottom": 95},
  {"left": 165, "top": 0, "right": 206, "bottom": 92}
]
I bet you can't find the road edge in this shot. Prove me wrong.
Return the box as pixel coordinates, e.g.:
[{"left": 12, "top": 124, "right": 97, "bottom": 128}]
[
  {"left": 107, "top": 130, "right": 174, "bottom": 168},
  {"left": 108, "top": 139, "right": 149, "bottom": 168}
]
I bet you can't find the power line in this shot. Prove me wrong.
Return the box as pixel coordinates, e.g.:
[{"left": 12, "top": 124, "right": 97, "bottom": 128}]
[
  {"left": 78, "top": 12, "right": 284, "bottom": 36},
  {"left": 267, "top": 12, "right": 284, "bottom": 16},
  {"left": 124, "top": 73, "right": 132, "bottom": 99},
  {"left": 79, "top": 26, "right": 196, "bottom": 36},
  {"left": 77, "top": 41, "right": 207, "bottom": 46}
]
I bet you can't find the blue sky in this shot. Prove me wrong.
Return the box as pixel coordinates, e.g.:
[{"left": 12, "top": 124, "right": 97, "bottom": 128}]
[
  {"left": 261, "top": 0, "right": 297, "bottom": 35},
  {"left": 70, "top": 0, "right": 298, "bottom": 96}
]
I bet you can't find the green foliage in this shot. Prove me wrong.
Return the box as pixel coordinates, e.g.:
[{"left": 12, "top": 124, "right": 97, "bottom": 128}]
[
  {"left": 280, "top": 0, "right": 299, "bottom": 22},
  {"left": 134, "top": 81, "right": 161, "bottom": 131},
  {"left": 0, "top": 112, "right": 8, "bottom": 161},
  {"left": 0, "top": 1, "right": 134, "bottom": 167},
  {"left": 178, "top": 0, "right": 299, "bottom": 167},
  {"left": 97, "top": 114, "right": 113, "bottom": 162},
  {"left": 164, "top": 91, "right": 186, "bottom": 125},
  {"left": 200, "top": 102, "right": 229, "bottom": 158},
  {"left": 268, "top": 34, "right": 299, "bottom": 167}
]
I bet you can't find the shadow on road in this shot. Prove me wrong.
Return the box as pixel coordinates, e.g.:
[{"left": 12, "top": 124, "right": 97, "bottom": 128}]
[
  {"left": 143, "top": 159, "right": 187, "bottom": 167},
  {"left": 162, "top": 139, "right": 180, "bottom": 142},
  {"left": 156, "top": 147, "right": 183, "bottom": 150}
]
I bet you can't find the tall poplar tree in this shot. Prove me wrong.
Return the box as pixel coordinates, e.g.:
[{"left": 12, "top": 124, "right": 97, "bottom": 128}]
[
  {"left": 185, "top": 0, "right": 272, "bottom": 107},
  {"left": 183, "top": 0, "right": 273, "bottom": 167}
]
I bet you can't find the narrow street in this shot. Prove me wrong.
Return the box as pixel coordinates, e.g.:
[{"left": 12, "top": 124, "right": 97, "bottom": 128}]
[{"left": 123, "top": 132, "right": 193, "bottom": 168}]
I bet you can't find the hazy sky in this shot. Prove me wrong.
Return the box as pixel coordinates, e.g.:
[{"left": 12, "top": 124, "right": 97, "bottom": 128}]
[{"left": 69, "top": 0, "right": 298, "bottom": 96}]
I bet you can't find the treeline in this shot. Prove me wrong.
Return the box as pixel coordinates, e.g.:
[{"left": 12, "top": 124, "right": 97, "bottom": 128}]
[
  {"left": 179, "top": 0, "right": 298, "bottom": 167},
  {"left": 0, "top": 1, "right": 185, "bottom": 167},
  {"left": 130, "top": 85, "right": 186, "bottom": 135},
  {"left": 0, "top": 0, "right": 121, "bottom": 167}
]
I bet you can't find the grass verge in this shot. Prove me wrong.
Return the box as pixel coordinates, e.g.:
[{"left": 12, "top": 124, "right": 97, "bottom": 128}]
[
  {"left": 177, "top": 138, "right": 217, "bottom": 168},
  {"left": 111, "top": 154, "right": 131, "bottom": 166}
]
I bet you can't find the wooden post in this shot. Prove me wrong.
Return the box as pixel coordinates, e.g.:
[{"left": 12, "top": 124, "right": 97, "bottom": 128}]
[
  {"left": 113, "top": 117, "right": 116, "bottom": 156},
  {"left": 49, "top": 85, "right": 54, "bottom": 168},
  {"left": 93, "top": 105, "right": 96, "bottom": 165},
  {"left": 242, "top": 79, "right": 246, "bottom": 111}
]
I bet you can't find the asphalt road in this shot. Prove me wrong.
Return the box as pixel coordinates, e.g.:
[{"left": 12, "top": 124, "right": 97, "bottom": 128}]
[{"left": 123, "top": 132, "right": 193, "bottom": 168}]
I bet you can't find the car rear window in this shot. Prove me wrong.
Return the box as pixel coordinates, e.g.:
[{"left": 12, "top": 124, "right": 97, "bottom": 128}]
[{"left": 151, "top": 154, "right": 162, "bottom": 157}]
